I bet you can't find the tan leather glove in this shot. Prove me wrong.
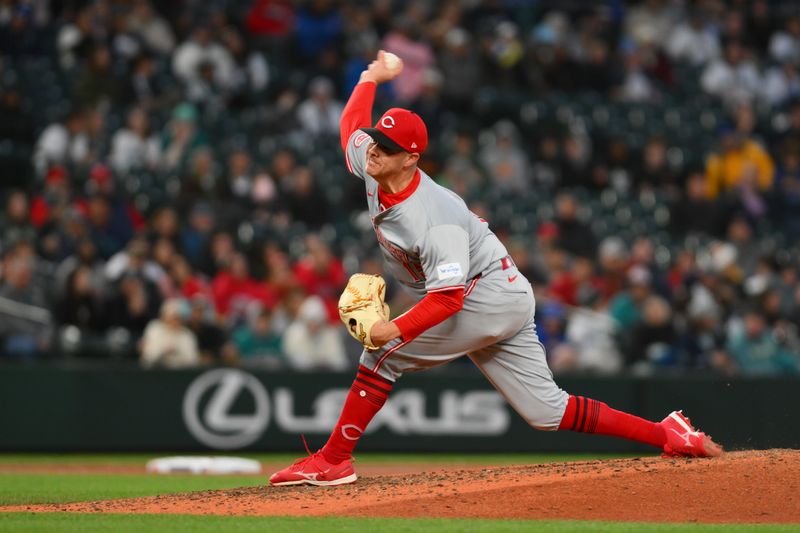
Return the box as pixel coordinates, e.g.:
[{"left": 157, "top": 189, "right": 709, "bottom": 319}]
[{"left": 338, "top": 274, "right": 391, "bottom": 350}]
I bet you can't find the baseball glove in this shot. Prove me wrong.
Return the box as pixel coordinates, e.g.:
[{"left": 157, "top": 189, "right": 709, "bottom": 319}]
[{"left": 338, "top": 274, "right": 390, "bottom": 350}]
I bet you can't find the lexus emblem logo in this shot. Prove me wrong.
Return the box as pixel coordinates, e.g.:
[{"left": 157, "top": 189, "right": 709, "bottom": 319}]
[
  {"left": 183, "top": 369, "right": 269, "bottom": 449},
  {"left": 380, "top": 115, "right": 396, "bottom": 128}
]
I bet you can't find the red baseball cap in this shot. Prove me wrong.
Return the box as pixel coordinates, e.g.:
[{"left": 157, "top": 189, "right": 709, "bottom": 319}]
[{"left": 361, "top": 108, "right": 428, "bottom": 154}]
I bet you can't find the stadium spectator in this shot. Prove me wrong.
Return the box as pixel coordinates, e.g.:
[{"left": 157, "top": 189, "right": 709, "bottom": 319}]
[
  {"left": 617, "top": 48, "right": 659, "bottom": 103},
  {"left": 769, "top": 16, "right": 800, "bottom": 64},
  {"left": 245, "top": 0, "right": 295, "bottom": 48},
  {"left": 282, "top": 294, "right": 347, "bottom": 371},
  {"left": 0, "top": 190, "right": 35, "bottom": 253},
  {"left": 704, "top": 126, "right": 774, "bottom": 199},
  {"left": 72, "top": 45, "right": 120, "bottom": 108},
  {"left": 187, "top": 295, "right": 235, "bottom": 365},
  {"left": 296, "top": 77, "right": 344, "bottom": 137},
  {"left": 0, "top": 84, "right": 36, "bottom": 183},
  {"left": 179, "top": 147, "right": 223, "bottom": 205},
  {"left": 56, "top": 7, "right": 96, "bottom": 69},
  {"left": 381, "top": 16, "right": 435, "bottom": 103},
  {"left": 140, "top": 298, "right": 199, "bottom": 368},
  {"left": 105, "top": 236, "right": 162, "bottom": 287},
  {"left": 624, "top": 0, "right": 678, "bottom": 49},
  {"left": 292, "top": 235, "right": 345, "bottom": 323},
  {"left": 127, "top": 0, "right": 176, "bottom": 57},
  {"left": 439, "top": 129, "right": 485, "bottom": 201},
  {"left": 438, "top": 27, "right": 482, "bottom": 113},
  {"left": 701, "top": 39, "right": 762, "bottom": 108},
  {"left": 670, "top": 170, "right": 723, "bottom": 237},
  {"left": 725, "top": 307, "right": 800, "bottom": 375},
  {"left": 563, "top": 304, "right": 623, "bottom": 374},
  {"left": 761, "top": 60, "right": 800, "bottom": 109},
  {"left": 233, "top": 306, "right": 284, "bottom": 368},
  {"left": 110, "top": 107, "right": 160, "bottom": 173},
  {"left": 773, "top": 144, "right": 800, "bottom": 235},
  {"left": 32, "top": 110, "right": 88, "bottom": 177},
  {"left": 0, "top": 86, "right": 35, "bottom": 147},
  {"left": 220, "top": 27, "right": 270, "bottom": 101},
  {"left": 29, "top": 166, "right": 76, "bottom": 229},
  {"left": 479, "top": 120, "right": 529, "bottom": 195},
  {"left": 180, "top": 202, "right": 216, "bottom": 267},
  {"left": 0, "top": 241, "right": 52, "bottom": 360},
  {"left": 610, "top": 265, "right": 653, "bottom": 331},
  {"left": 55, "top": 264, "right": 107, "bottom": 341},
  {"left": 124, "top": 54, "right": 175, "bottom": 111},
  {"left": 596, "top": 237, "right": 630, "bottom": 304},
  {"left": 284, "top": 167, "right": 330, "bottom": 229},
  {"left": 211, "top": 252, "right": 279, "bottom": 322},
  {"left": 54, "top": 238, "right": 106, "bottom": 302},
  {"left": 625, "top": 295, "right": 678, "bottom": 370},
  {"left": 172, "top": 25, "right": 234, "bottom": 94},
  {"left": 160, "top": 103, "right": 206, "bottom": 172},
  {"left": 294, "top": 0, "right": 342, "bottom": 61},
  {"left": 665, "top": 7, "right": 720, "bottom": 66},
  {"left": 746, "top": 0, "right": 774, "bottom": 55},
  {"left": 633, "top": 136, "right": 680, "bottom": 194},
  {"left": 726, "top": 217, "right": 760, "bottom": 278},
  {"left": 554, "top": 192, "right": 596, "bottom": 259},
  {"left": 106, "top": 271, "right": 159, "bottom": 346}
]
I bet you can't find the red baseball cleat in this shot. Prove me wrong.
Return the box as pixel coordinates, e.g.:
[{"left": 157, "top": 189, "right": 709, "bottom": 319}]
[
  {"left": 661, "top": 410, "right": 724, "bottom": 458},
  {"left": 269, "top": 452, "right": 357, "bottom": 487}
]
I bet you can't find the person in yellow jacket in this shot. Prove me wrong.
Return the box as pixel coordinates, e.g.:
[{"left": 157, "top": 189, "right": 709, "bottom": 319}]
[{"left": 705, "top": 127, "right": 775, "bottom": 199}]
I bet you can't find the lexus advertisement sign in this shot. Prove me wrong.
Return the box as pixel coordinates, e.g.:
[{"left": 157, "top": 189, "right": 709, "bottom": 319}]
[
  {"left": 182, "top": 369, "right": 510, "bottom": 450},
  {"left": 3, "top": 365, "right": 739, "bottom": 452}
]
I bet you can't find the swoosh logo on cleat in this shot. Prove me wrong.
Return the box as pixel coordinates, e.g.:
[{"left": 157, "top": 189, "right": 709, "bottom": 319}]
[{"left": 669, "top": 428, "right": 700, "bottom": 447}]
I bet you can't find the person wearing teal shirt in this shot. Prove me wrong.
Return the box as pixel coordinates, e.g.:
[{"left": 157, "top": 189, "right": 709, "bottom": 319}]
[
  {"left": 726, "top": 310, "right": 799, "bottom": 375},
  {"left": 233, "top": 307, "right": 284, "bottom": 368}
]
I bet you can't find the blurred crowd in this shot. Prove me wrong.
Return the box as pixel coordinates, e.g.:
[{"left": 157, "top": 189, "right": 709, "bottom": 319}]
[{"left": 1, "top": 0, "right": 799, "bottom": 375}]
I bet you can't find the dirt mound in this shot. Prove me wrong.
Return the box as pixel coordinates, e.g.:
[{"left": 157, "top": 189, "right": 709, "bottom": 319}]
[{"left": 6, "top": 450, "right": 800, "bottom": 523}]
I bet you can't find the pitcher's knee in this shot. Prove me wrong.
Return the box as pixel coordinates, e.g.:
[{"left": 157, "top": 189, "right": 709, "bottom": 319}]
[{"left": 521, "top": 404, "right": 565, "bottom": 431}]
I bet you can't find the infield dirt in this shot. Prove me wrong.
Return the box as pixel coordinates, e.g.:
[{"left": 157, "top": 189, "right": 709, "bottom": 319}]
[{"left": 6, "top": 450, "right": 800, "bottom": 523}]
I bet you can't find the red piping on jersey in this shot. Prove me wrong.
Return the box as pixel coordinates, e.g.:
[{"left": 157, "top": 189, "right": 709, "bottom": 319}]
[
  {"left": 426, "top": 284, "right": 464, "bottom": 293},
  {"left": 392, "top": 287, "right": 464, "bottom": 342},
  {"left": 465, "top": 276, "right": 480, "bottom": 296},
  {"left": 373, "top": 338, "right": 411, "bottom": 373}
]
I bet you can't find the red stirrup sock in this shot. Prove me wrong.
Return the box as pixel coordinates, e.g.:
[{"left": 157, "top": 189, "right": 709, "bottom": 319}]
[
  {"left": 558, "top": 395, "right": 667, "bottom": 448},
  {"left": 321, "top": 365, "right": 393, "bottom": 464}
]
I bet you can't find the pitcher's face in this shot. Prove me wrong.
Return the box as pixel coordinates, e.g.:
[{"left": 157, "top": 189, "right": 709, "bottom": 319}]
[{"left": 366, "top": 140, "right": 419, "bottom": 180}]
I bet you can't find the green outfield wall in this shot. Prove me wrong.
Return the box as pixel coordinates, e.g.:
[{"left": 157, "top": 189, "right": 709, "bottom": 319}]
[{"left": 0, "top": 365, "right": 797, "bottom": 452}]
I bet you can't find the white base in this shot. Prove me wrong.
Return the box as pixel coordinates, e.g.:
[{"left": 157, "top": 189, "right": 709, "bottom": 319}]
[{"left": 146, "top": 456, "right": 262, "bottom": 475}]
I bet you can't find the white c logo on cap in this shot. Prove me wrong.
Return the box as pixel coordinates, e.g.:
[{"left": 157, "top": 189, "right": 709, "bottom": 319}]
[{"left": 381, "top": 115, "right": 396, "bottom": 128}]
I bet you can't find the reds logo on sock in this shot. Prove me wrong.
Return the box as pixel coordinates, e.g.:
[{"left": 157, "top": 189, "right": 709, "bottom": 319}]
[{"left": 341, "top": 424, "right": 364, "bottom": 441}]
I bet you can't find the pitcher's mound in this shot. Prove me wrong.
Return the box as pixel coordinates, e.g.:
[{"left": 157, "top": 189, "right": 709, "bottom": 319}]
[{"left": 10, "top": 450, "right": 800, "bottom": 523}]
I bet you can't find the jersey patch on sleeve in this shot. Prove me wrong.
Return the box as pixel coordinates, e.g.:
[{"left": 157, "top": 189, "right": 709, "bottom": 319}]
[
  {"left": 354, "top": 132, "right": 371, "bottom": 148},
  {"left": 436, "top": 262, "right": 463, "bottom": 280}
]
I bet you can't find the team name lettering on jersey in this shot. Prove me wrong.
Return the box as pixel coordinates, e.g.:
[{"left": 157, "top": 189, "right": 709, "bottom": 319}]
[
  {"left": 374, "top": 224, "right": 425, "bottom": 281},
  {"left": 436, "top": 262, "right": 463, "bottom": 280}
]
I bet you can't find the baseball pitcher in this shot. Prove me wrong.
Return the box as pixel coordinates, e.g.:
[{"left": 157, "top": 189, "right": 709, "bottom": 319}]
[{"left": 270, "top": 52, "right": 722, "bottom": 487}]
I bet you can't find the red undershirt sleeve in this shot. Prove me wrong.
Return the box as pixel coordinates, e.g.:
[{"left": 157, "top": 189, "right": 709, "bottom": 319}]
[
  {"left": 340, "top": 81, "right": 376, "bottom": 151},
  {"left": 392, "top": 288, "right": 464, "bottom": 342}
]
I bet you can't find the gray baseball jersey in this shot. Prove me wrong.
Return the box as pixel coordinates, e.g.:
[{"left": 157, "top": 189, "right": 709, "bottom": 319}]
[
  {"left": 346, "top": 131, "right": 507, "bottom": 299},
  {"left": 345, "top": 130, "right": 569, "bottom": 430}
]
